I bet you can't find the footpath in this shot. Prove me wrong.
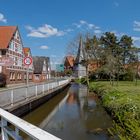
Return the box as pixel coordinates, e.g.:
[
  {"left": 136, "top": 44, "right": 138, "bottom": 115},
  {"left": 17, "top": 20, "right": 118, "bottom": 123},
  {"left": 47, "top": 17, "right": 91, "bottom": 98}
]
[
  {"left": 6, "top": 79, "right": 54, "bottom": 88},
  {"left": 0, "top": 78, "right": 70, "bottom": 116}
]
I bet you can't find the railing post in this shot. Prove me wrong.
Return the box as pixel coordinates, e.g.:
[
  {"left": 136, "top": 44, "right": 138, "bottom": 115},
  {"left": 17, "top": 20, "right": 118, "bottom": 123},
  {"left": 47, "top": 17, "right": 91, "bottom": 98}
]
[
  {"left": 48, "top": 83, "right": 49, "bottom": 91},
  {"left": 26, "top": 87, "right": 28, "bottom": 100},
  {"left": 15, "top": 127, "right": 19, "bottom": 136},
  {"left": 42, "top": 84, "right": 44, "bottom": 94},
  {"left": 11, "top": 89, "right": 14, "bottom": 106},
  {"left": 35, "top": 85, "right": 37, "bottom": 97},
  {"left": 1, "top": 118, "right": 9, "bottom": 140},
  {"left": 0, "top": 108, "right": 62, "bottom": 140}
]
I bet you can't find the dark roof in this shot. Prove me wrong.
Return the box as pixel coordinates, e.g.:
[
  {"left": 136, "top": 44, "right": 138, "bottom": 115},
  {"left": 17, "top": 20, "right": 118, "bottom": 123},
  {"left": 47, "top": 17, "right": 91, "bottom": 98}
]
[
  {"left": 33, "top": 56, "right": 50, "bottom": 74},
  {"left": 0, "top": 26, "right": 17, "bottom": 49}
]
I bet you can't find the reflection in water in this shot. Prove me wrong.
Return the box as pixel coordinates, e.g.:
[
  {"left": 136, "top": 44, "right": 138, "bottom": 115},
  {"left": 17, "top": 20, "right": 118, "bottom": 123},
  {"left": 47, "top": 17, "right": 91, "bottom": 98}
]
[{"left": 23, "top": 83, "right": 114, "bottom": 140}]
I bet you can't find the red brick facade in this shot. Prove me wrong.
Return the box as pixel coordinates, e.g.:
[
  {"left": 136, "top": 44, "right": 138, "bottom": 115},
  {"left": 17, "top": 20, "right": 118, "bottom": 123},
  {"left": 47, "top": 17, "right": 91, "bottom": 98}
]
[{"left": 0, "top": 26, "right": 33, "bottom": 85}]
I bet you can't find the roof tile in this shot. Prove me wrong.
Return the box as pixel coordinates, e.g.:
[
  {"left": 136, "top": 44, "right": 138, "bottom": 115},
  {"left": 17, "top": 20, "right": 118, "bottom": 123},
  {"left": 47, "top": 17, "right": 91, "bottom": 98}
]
[{"left": 0, "top": 26, "right": 17, "bottom": 49}]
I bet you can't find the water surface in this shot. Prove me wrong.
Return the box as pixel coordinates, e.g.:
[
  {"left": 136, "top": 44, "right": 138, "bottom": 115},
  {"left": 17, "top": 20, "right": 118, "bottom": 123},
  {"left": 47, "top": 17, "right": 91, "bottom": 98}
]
[{"left": 23, "top": 83, "right": 113, "bottom": 140}]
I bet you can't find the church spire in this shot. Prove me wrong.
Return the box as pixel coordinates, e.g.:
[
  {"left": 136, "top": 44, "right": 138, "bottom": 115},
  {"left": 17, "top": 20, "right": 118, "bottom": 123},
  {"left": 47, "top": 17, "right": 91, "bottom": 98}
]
[
  {"left": 74, "top": 36, "right": 86, "bottom": 78},
  {"left": 75, "top": 36, "right": 85, "bottom": 64}
]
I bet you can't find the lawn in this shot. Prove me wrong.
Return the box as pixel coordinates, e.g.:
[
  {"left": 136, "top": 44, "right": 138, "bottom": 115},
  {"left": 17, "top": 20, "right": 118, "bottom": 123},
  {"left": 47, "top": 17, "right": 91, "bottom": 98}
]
[{"left": 89, "top": 81, "right": 140, "bottom": 140}]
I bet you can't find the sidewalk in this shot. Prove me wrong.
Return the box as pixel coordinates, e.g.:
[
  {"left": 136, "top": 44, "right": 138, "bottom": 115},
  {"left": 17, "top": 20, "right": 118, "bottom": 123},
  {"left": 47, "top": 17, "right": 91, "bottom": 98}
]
[
  {"left": 6, "top": 79, "right": 55, "bottom": 89},
  {"left": 6, "top": 82, "right": 34, "bottom": 88}
]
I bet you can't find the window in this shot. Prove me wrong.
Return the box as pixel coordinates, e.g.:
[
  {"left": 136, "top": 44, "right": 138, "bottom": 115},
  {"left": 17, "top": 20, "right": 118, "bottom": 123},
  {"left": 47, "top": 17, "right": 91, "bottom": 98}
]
[
  {"left": 20, "top": 74, "right": 22, "bottom": 80},
  {"left": 10, "top": 72, "right": 15, "bottom": 81},
  {"left": 29, "top": 74, "right": 32, "bottom": 80},
  {"left": 10, "top": 72, "right": 13, "bottom": 81},
  {"left": 35, "top": 75, "right": 40, "bottom": 80},
  {"left": 9, "top": 41, "right": 14, "bottom": 50},
  {"left": 13, "top": 73, "right": 15, "bottom": 80},
  {"left": 24, "top": 73, "right": 26, "bottom": 80},
  {"left": 2, "top": 50, "right": 6, "bottom": 55}
]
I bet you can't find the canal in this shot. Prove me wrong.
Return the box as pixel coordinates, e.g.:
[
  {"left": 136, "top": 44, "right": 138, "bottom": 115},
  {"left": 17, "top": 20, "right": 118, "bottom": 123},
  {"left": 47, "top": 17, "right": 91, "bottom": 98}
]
[{"left": 23, "top": 83, "right": 113, "bottom": 140}]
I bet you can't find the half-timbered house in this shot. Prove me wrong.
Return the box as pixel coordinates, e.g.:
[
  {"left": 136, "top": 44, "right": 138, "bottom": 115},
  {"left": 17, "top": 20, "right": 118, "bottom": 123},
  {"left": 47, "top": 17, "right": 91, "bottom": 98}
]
[{"left": 0, "top": 26, "right": 27, "bottom": 84}]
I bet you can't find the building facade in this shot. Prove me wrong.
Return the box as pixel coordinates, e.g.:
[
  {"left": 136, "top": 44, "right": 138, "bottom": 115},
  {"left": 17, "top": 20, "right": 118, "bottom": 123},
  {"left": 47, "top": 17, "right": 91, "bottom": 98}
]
[
  {"left": 0, "top": 26, "right": 30, "bottom": 84},
  {"left": 33, "top": 56, "right": 51, "bottom": 82}
]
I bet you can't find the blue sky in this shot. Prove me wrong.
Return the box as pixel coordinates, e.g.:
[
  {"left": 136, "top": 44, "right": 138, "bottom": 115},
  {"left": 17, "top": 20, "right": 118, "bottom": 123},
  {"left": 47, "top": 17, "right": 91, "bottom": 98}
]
[{"left": 0, "top": 0, "right": 140, "bottom": 68}]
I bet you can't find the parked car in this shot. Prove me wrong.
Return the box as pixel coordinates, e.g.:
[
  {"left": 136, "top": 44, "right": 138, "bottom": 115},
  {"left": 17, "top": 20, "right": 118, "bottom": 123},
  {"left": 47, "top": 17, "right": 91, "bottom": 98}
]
[{"left": 0, "top": 73, "right": 6, "bottom": 87}]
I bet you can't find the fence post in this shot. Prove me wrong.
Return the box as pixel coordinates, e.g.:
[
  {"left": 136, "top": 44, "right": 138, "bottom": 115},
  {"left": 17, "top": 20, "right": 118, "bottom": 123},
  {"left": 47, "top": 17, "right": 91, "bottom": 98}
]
[
  {"left": 26, "top": 87, "right": 28, "bottom": 100},
  {"left": 47, "top": 83, "right": 49, "bottom": 91},
  {"left": 11, "top": 89, "right": 14, "bottom": 106},
  {"left": 35, "top": 85, "right": 37, "bottom": 97},
  {"left": 1, "top": 118, "right": 9, "bottom": 140},
  {"left": 15, "top": 127, "right": 20, "bottom": 136},
  {"left": 42, "top": 84, "right": 44, "bottom": 94}
]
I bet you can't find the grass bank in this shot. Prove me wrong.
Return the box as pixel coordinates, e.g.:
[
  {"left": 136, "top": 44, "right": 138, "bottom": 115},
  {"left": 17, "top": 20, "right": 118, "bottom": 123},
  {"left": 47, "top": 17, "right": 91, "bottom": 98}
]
[{"left": 89, "top": 81, "right": 140, "bottom": 140}]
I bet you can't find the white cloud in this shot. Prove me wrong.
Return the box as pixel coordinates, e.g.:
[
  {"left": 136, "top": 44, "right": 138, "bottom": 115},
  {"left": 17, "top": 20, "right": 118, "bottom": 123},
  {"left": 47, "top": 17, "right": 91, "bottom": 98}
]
[
  {"left": 65, "top": 28, "right": 74, "bottom": 32},
  {"left": 0, "top": 13, "right": 7, "bottom": 23},
  {"left": 94, "top": 30, "right": 102, "bottom": 34},
  {"left": 88, "top": 24, "right": 95, "bottom": 29},
  {"left": 25, "top": 25, "right": 33, "bottom": 30},
  {"left": 133, "top": 21, "right": 140, "bottom": 31},
  {"left": 110, "top": 30, "right": 125, "bottom": 37},
  {"left": 132, "top": 37, "right": 140, "bottom": 41},
  {"left": 74, "top": 20, "right": 101, "bottom": 31},
  {"left": 114, "top": 2, "right": 119, "bottom": 7},
  {"left": 28, "top": 31, "right": 47, "bottom": 38},
  {"left": 73, "top": 23, "right": 81, "bottom": 28},
  {"left": 51, "top": 55, "right": 57, "bottom": 58},
  {"left": 80, "top": 20, "right": 87, "bottom": 25},
  {"left": 40, "top": 45, "right": 49, "bottom": 49},
  {"left": 26, "top": 24, "right": 65, "bottom": 38},
  {"left": 132, "top": 36, "right": 140, "bottom": 47}
]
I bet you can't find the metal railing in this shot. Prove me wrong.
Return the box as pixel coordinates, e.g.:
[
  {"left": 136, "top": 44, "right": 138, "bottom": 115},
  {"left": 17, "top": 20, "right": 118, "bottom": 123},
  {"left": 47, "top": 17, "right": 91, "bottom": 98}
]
[
  {"left": 0, "top": 108, "right": 61, "bottom": 140},
  {"left": 0, "top": 79, "right": 70, "bottom": 108}
]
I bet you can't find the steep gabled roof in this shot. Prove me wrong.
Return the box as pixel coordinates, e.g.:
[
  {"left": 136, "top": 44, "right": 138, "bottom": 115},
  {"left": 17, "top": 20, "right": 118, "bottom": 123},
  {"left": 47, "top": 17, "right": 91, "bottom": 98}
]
[
  {"left": 23, "top": 47, "right": 31, "bottom": 57},
  {"left": 33, "top": 56, "right": 50, "bottom": 74},
  {"left": 65, "top": 56, "right": 74, "bottom": 67},
  {"left": 0, "top": 26, "right": 17, "bottom": 49},
  {"left": 74, "top": 36, "right": 85, "bottom": 65}
]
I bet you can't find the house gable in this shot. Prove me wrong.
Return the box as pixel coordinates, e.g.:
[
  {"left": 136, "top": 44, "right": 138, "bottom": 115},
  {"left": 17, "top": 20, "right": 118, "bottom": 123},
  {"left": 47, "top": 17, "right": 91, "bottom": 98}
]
[
  {"left": 7, "top": 28, "right": 25, "bottom": 68},
  {"left": 0, "top": 26, "right": 17, "bottom": 49}
]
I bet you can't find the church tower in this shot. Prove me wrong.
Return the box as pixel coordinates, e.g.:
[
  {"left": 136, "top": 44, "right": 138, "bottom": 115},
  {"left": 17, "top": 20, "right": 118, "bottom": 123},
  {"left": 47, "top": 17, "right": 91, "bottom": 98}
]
[{"left": 74, "top": 36, "right": 86, "bottom": 78}]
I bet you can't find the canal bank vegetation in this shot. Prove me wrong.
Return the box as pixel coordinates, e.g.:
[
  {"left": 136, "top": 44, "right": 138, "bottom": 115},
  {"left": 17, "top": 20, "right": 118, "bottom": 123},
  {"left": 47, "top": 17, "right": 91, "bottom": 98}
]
[
  {"left": 89, "top": 81, "right": 140, "bottom": 140},
  {"left": 68, "top": 32, "right": 140, "bottom": 139},
  {"left": 67, "top": 32, "right": 140, "bottom": 87}
]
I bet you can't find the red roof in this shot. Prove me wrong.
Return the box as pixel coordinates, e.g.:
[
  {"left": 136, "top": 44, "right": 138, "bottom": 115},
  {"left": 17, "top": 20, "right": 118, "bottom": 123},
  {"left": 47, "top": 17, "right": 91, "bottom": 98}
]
[
  {"left": 23, "top": 47, "right": 30, "bottom": 57},
  {"left": 66, "top": 56, "right": 74, "bottom": 67},
  {"left": 0, "top": 26, "right": 17, "bottom": 49}
]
